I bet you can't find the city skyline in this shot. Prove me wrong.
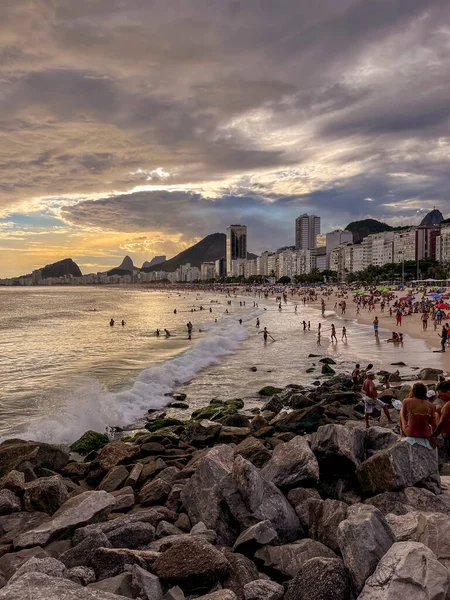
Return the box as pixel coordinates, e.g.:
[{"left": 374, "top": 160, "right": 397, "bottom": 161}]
[{"left": 1, "top": 1, "right": 450, "bottom": 277}]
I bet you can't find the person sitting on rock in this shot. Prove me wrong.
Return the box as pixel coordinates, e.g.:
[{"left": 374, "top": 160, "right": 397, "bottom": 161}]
[
  {"left": 430, "top": 380, "right": 450, "bottom": 454},
  {"left": 361, "top": 372, "right": 393, "bottom": 429},
  {"left": 400, "top": 383, "right": 436, "bottom": 449}
]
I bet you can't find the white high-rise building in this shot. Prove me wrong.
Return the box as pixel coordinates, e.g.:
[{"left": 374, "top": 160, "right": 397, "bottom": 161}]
[
  {"left": 325, "top": 230, "right": 353, "bottom": 268},
  {"left": 295, "top": 214, "right": 320, "bottom": 250}
]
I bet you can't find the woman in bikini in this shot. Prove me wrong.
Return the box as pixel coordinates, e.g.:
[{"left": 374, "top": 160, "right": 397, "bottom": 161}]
[{"left": 400, "top": 383, "right": 436, "bottom": 447}]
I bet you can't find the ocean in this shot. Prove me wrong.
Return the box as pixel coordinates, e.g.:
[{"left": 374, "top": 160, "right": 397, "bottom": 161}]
[{"left": 0, "top": 287, "right": 443, "bottom": 445}]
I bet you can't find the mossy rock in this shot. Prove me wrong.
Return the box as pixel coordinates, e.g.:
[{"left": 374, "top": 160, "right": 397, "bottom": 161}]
[
  {"left": 308, "top": 354, "right": 321, "bottom": 358},
  {"left": 191, "top": 406, "right": 226, "bottom": 421},
  {"left": 258, "top": 386, "right": 283, "bottom": 397},
  {"left": 319, "top": 357, "right": 336, "bottom": 365},
  {"left": 70, "top": 430, "right": 109, "bottom": 455},
  {"left": 227, "top": 399, "right": 244, "bottom": 410},
  {"left": 306, "top": 368, "right": 315, "bottom": 373},
  {"left": 170, "top": 402, "right": 189, "bottom": 409},
  {"left": 321, "top": 364, "right": 336, "bottom": 375},
  {"left": 172, "top": 393, "right": 187, "bottom": 401},
  {"left": 145, "top": 417, "right": 184, "bottom": 432}
]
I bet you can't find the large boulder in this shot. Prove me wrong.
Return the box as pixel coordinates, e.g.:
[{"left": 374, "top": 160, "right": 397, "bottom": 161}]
[
  {"left": 255, "top": 539, "right": 337, "bottom": 579},
  {"left": 0, "top": 572, "right": 131, "bottom": 599},
  {"left": 416, "top": 512, "right": 450, "bottom": 570},
  {"left": 418, "top": 368, "right": 443, "bottom": 381},
  {"left": 365, "top": 427, "right": 399, "bottom": 457},
  {"left": 14, "top": 491, "right": 116, "bottom": 549},
  {"left": 385, "top": 512, "right": 421, "bottom": 542},
  {"left": 311, "top": 424, "right": 365, "bottom": 475},
  {"left": 0, "top": 440, "right": 69, "bottom": 478},
  {"left": 0, "top": 546, "right": 49, "bottom": 580},
  {"left": 271, "top": 406, "right": 326, "bottom": 433},
  {"left": 23, "top": 476, "right": 69, "bottom": 515},
  {"left": 298, "top": 498, "right": 348, "bottom": 555},
  {"left": 96, "top": 443, "right": 139, "bottom": 471},
  {"left": 260, "top": 436, "right": 319, "bottom": 488},
  {"left": 182, "top": 421, "right": 222, "bottom": 447},
  {"left": 153, "top": 537, "right": 230, "bottom": 591},
  {"left": 337, "top": 504, "right": 395, "bottom": 596},
  {"left": 8, "top": 556, "right": 67, "bottom": 584},
  {"left": 0, "top": 491, "right": 21, "bottom": 517},
  {"left": 90, "top": 548, "right": 159, "bottom": 581},
  {"left": 222, "top": 551, "right": 259, "bottom": 600},
  {"left": 89, "top": 573, "right": 133, "bottom": 598},
  {"left": 70, "top": 431, "right": 110, "bottom": 455},
  {"left": 357, "top": 441, "right": 439, "bottom": 495},
  {"left": 233, "top": 438, "right": 271, "bottom": 468},
  {"left": 358, "top": 541, "right": 449, "bottom": 600},
  {"left": 284, "top": 556, "right": 350, "bottom": 600},
  {"left": 243, "top": 580, "right": 284, "bottom": 600},
  {"left": 139, "top": 478, "right": 171, "bottom": 505},
  {"left": 367, "top": 487, "right": 450, "bottom": 516},
  {"left": 97, "top": 466, "right": 129, "bottom": 493},
  {"left": 233, "top": 520, "right": 278, "bottom": 555},
  {"left": 0, "top": 471, "right": 25, "bottom": 495},
  {"left": 130, "top": 564, "right": 163, "bottom": 600},
  {"left": 60, "top": 532, "right": 112, "bottom": 568}
]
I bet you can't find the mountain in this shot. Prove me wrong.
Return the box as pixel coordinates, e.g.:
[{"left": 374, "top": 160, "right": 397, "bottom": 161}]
[
  {"left": 142, "top": 255, "right": 166, "bottom": 269},
  {"left": 41, "top": 258, "right": 82, "bottom": 279},
  {"left": 142, "top": 233, "right": 227, "bottom": 272},
  {"left": 420, "top": 209, "right": 444, "bottom": 226},
  {"left": 345, "top": 219, "right": 393, "bottom": 243},
  {"left": 107, "top": 255, "right": 134, "bottom": 276}
]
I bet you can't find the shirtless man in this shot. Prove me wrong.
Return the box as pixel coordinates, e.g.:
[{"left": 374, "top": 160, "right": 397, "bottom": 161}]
[
  {"left": 362, "top": 372, "right": 393, "bottom": 428},
  {"left": 431, "top": 380, "right": 450, "bottom": 454}
]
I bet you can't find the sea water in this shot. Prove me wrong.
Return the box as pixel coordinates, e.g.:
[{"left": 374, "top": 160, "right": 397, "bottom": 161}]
[{"left": 0, "top": 287, "right": 444, "bottom": 444}]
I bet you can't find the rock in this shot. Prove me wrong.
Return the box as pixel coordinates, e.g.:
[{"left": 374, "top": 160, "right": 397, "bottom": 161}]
[
  {"left": 311, "top": 424, "right": 365, "bottom": 475},
  {"left": 182, "top": 421, "right": 222, "bottom": 447},
  {"left": 365, "top": 426, "right": 399, "bottom": 456},
  {"left": 111, "top": 487, "right": 134, "bottom": 512},
  {"left": 418, "top": 368, "right": 443, "bottom": 381},
  {"left": 67, "top": 566, "right": 96, "bottom": 586},
  {"left": 0, "top": 472, "right": 25, "bottom": 495},
  {"left": 0, "top": 440, "right": 69, "bottom": 478},
  {"left": 367, "top": 487, "right": 450, "bottom": 516},
  {"left": 130, "top": 564, "right": 163, "bottom": 600},
  {"left": 0, "top": 547, "right": 49, "bottom": 580},
  {"left": 385, "top": 512, "right": 421, "bottom": 542},
  {"left": 337, "top": 503, "right": 395, "bottom": 595},
  {"left": 222, "top": 551, "right": 259, "bottom": 600},
  {"left": 261, "top": 397, "right": 284, "bottom": 414},
  {"left": 233, "top": 438, "right": 271, "bottom": 468},
  {"left": 90, "top": 548, "right": 159, "bottom": 581},
  {"left": 233, "top": 521, "right": 278, "bottom": 554},
  {"left": 45, "top": 539, "right": 72, "bottom": 558},
  {"left": 260, "top": 436, "right": 319, "bottom": 488},
  {"left": 357, "top": 441, "right": 440, "bottom": 495},
  {"left": 255, "top": 539, "right": 337, "bottom": 578},
  {"left": 70, "top": 432, "right": 110, "bottom": 455},
  {"left": 153, "top": 537, "right": 230, "bottom": 591},
  {"left": 198, "top": 592, "right": 237, "bottom": 600},
  {"left": 299, "top": 498, "right": 348, "bottom": 554},
  {"left": 139, "top": 478, "right": 172, "bottom": 505},
  {"left": 358, "top": 541, "right": 449, "bottom": 600},
  {"left": 219, "top": 414, "right": 251, "bottom": 428},
  {"left": 164, "top": 587, "right": 185, "bottom": 600},
  {"left": 60, "top": 532, "right": 112, "bottom": 568},
  {"left": 271, "top": 406, "right": 326, "bottom": 433},
  {"left": 97, "top": 466, "right": 129, "bottom": 493},
  {"left": 398, "top": 384, "right": 412, "bottom": 400},
  {"left": 258, "top": 387, "right": 283, "bottom": 397},
  {"left": 170, "top": 402, "right": 189, "bottom": 409},
  {"left": 218, "top": 427, "right": 251, "bottom": 445},
  {"left": 23, "top": 476, "right": 69, "bottom": 515},
  {"left": 0, "top": 491, "right": 21, "bottom": 517},
  {"left": 287, "top": 487, "right": 321, "bottom": 508},
  {"left": 96, "top": 443, "right": 139, "bottom": 472},
  {"left": 250, "top": 416, "right": 268, "bottom": 432},
  {"left": 107, "top": 522, "right": 155, "bottom": 549},
  {"left": 416, "top": 512, "right": 450, "bottom": 569},
  {"left": 321, "top": 364, "right": 335, "bottom": 375},
  {"left": 243, "top": 580, "right": 284, "bottom": 600},
  {"left": 156, "top": 520, "right": 183, "bottom": 538},
  {"left": 284, "top": 556, "right": 350, "bottom": 600},
  {"left": 320, "top": 357, "right": 336, "bottom": 365},
  {"left": 8, "top": 557, "right": 67, "bottom": 584},
  {"left": 174, "top": 513, "right": 190, "bottom": 532},
  {"left": 0, "top": 572, "right": 132, "bottom": 599},
  {"left": 124, "top": 464, "right": 143, "bottom": 489},
  {"left": 89, "top": 572, "right": 134, "bottom": 597},
  {"left": 14, "top": 490, "right": 116, "bottom": 549},
  {"left": 287, "top": 394, "right": 314, "bottom": 410}
]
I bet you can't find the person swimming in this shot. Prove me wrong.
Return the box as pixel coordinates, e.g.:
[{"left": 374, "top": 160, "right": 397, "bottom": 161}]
[
  {"left": 164, "top": 329, "right": 171, "bottom": 338},
  {"left": 155, "top": 329, "right": 160, "bottom": 337},
  {"left": 110, "top": 318, "right": 115, "bottom": 327}
]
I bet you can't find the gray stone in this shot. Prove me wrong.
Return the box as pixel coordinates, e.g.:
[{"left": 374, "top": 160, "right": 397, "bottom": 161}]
[
  {"left": 0, "top": 572, "right": 131, "bottom": 599},
  {"left": 0, "top": 491, "right": 20, "bottom": 517},
  {"left": 156, "top": 520, "right": 183, "bottom": 538},
  {"left": 284, "top": 556, "right": 350, "bottom": 600},
  {"left": 153, "top": 537, "right": 231, "bottom": 590},
  {"left": 45, "top": 539, "right": 72, "bottom": 558},
  {"left": 255, "top": 539, "right": 337, "bottom": 578},
  {"left": 0, "top": 546, "right": 49, "bottom": 580},
  {"left": 418, "top": 368, "right": 443, "bottom": 381},
  {"left": 299, "top": 498, "right": 348, "bottom": 554},
  {"left": 8, "top": 556, "right": 67, "bottom": 584},
  {"left": 233, "top": 438, "right": 271, "bottom": 468},
  {"left": 182, "top": 421, "right": 222, "bottom": 446},
  {"left": 270, "top": 406, "right": 326, "bottom": 433},
  {"left": 367, "top": 486, "right": 450, "bottom": 516},
  {"left": 111, "top": 487, "right": 134, "bottom": 511},
  {"left": 260, "top": 436, "right": 319, "bottom": 487},
  {"left": 23, "top": 476, "right": 69, "bottom": 515},
  {"left": 60, "top": 532, "right": 112, "bottom": 568},
  {"left": 416, "top": 512, "right": 450, "bottom": 570},
  {"left": 97, "top": 466, "right": 129, "bottom": 493},
  {"left": 124, "top": 463, "right": 143, "bottom": 489},
  {"left": 337, "top": 503, "right": 395, "bottom": 595},
  {"left": 14, "top": 491, "right": 116, "bottom": 549},
  {"left": 174, "top": 513, "right": 190, "bottom": 532},
  {"left": 67, "top": 566, "right": 96, "bottom": 586},
  {"left": 221, "top": 551, "right": 259, "bottom": 600},
  {"left": 150, "top": 533, "right": 210, "bottom": 552},
  {"left": 385, "top": 512, "right": 421, "bottom": 542},
  {"left": 107, "top": 522, "right": 155, "bottom": 549},
  {"left": 158, "top": 467, "right": 180, "bottom": 484},
  {"left": 0, "top": 471, "right": 25, "bottom": 495},
  {"left": 250, "top": 416, "right": 268, "bottom": 432},
  {"left": 89, "top": 572, "right": 134, "bottom": 597},
  {"left": 243, "top": 580, "right": 283, "bottom": 600},
  {"left": 287, "top": 487, "right": 321, "bottom": 508},
  {"left": 163, "top": 587, "right": 185, "bottom": 600},
  {"left": 357, "top": 441, "right": 439, "bottom": 494},
  {"left": 90, "top": 547, "right": 159, "bottom": 581},
  {"left": 139, "top": 478, "right": 172, "bottom": 505},
  {"left": 130, "top": 564, "right": 163, "bottom": 600},
  {"left": 198, "top": 592, "right": 237, "bottom": 600},
  {"left": 233, "top": 521, "right": 278, "bottom": 554},
  {"left": 311, "top": 424, "right": 365, "bottom": 475},
  {"left": 262, "top": 397, "right": 284, "bottom": 414},
  {"left": 190, "top": 522, "right": 217, "bottom": 544},
  {"left": 365, "top": 426, "right": 399, "bottom": 457},
  {"left": 358, "top": 541, "right": 449, "bottom": 600},
  {"left": 96, "top": 442, "right": 140, "bottom": 471},
  {"left": 0, "top": 440, "right": 69, "bottom": 478}
]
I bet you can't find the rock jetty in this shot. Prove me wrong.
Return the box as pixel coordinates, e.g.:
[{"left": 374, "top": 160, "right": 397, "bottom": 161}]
[{"left": 0, "top": 372, "right": 449, "bottom": 599}]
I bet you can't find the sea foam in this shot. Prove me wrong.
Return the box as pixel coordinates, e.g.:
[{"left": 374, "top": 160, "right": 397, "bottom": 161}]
[{"left": 14, "top": 312, "right": 258, "bottom": 446}]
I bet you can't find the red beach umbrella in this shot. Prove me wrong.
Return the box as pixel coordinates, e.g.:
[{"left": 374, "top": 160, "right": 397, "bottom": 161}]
[{"left": 436, "top": 303, "right": 450, "bottom": 309}]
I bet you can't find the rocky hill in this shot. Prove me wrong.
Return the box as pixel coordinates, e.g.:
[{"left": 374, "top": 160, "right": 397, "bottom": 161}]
[
  {"left": 345, "top": 219, "right": 393, "bottom": 243},
  {"left": 142, "top": 256, "right": 166, "bottom": 269},
  {"left": 142, "top": 233, "right": 227, "bottom": 272},
  {"left": 420, "top": 209, "right": 444, "bottom": 226},
  {"left": 41, "top": 258, "right": 82, "bottom": 279}
]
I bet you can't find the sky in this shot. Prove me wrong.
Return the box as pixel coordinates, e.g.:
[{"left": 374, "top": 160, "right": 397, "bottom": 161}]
[{"left": 1, "top": 0, "right": 450, "bottom": 277}]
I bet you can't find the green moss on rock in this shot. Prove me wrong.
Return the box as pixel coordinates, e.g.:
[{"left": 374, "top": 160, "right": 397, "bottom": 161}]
[
  {"left": 170, "top": 402, "right": 189, "bottom": 409},
  {"left": 70, "top": 430, "right": 109, "bottom": 455},
  {"left": 145, "top": 417, "right": 184, "bottom": 432},
  {"left": 258, "top": 386, "right": 283, "bottom": 397}
]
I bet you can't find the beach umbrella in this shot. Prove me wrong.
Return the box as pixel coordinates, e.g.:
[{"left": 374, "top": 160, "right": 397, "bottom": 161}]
[{"left": 436, "top": 303, "right": 450, "bottom": 310}]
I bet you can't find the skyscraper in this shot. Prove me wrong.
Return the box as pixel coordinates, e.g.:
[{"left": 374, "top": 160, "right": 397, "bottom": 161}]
[
  {"left": 295, "top": 214, "right": 320, "bottom": 250},
  {"left": 226, "top": 225, "right": 247, "bottom": 275}
]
